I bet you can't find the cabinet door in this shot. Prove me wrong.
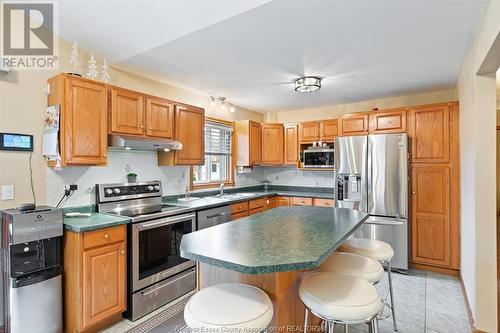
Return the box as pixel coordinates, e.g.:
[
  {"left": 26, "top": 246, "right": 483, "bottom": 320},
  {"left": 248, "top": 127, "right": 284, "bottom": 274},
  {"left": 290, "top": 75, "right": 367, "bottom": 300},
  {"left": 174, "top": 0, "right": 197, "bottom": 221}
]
[
  {"left": 65, "top": 77, "right": 108, "bottom": 165},
  {"left": 299, "top": 121, "right": 320, "bottom": 142},
  {"left": 409, "top": 104, "right": 450, "bottom": 163},
  {"left": 261, "top": 124, "right": 284, "bottom": 165},
  {"left": 82, "top": 242, "right": 126, "bottom": 329},
  {"left": 265, "top": 197, "right": 277, "bottom": 210},
  {"left": 145, "top": 97, "right": 174, "bottom": 138},
  {"left": 174, "top": 105, "right": 205, "bottom": 165},
  {"left": 249, "top": 121, "right": 262, "bottom": 165},
  {"left": 284, "top": 124, "right": 299, "bottom": 165},
  {"left": 411, "top": 165, "right": 451, "bottom": 267},
  {"left": 319, "top": 119, "right": 338, "bottom": 142},
  {"left": 338, "top": 113, "right": 369, "bottom": 136},
  {"left": 313, "top": 198, "right": 335, "bottom": 207},
  {"left": 110, "top": 88, "right": 144, "bottom": 136},
  {"left": 369, "top": 109, "right": 407, "bottom": 134},
  {"left": 276, "top": 196, "right": 290, "bottom": 207},
  {"left": 291, "top": 197, "right": 313, "bottom": 206}
]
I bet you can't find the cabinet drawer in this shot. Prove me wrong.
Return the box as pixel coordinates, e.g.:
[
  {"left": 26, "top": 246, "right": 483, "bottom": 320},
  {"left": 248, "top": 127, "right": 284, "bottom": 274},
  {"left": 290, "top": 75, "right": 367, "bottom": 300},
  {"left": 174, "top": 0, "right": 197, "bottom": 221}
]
[
  {"left": 232, "top": 211, "right": 249, "bottom": 221},
  {"left": 249, "top": 207, "right": 265, "bottom": 215},
  {"left": 249, "top": 198, "right": 266, "bottom": 210},
  {"left": 313, "top": 198, "right": 335, "bottom": 207},
  {"left": 230, "top": 201, "right": 249, "bottom": 214},
  {"left": 291, "top": 197, "right": 313, "bottom": 206},
  {"left": 83, "top": 225, "right": 126, "bottom": 250}
]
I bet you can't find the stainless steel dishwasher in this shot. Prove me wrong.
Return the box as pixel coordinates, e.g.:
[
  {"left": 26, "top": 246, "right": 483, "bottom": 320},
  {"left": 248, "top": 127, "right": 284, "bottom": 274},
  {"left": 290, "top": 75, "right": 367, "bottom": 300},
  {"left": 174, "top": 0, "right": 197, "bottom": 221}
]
[{"left": 197, "top": 206, "right": 231, "bottom": 230}]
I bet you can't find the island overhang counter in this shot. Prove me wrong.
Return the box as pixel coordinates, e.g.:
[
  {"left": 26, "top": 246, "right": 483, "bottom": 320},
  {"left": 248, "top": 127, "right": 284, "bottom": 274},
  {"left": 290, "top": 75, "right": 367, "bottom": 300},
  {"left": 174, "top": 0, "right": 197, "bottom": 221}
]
[{"left": 180, "top": 206, "right": 369, "bottom": 330}]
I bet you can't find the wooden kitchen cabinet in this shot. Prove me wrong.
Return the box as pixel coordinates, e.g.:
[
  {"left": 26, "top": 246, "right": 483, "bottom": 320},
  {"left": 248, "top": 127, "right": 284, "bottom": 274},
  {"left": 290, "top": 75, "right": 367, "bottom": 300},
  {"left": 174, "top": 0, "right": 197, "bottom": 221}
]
[
  {"left": 261, "top": 124, "right": 284, "bottom": 165},
  {"left": 368, "top": 108, "right": 407, "bottom": 134},
  {"left": 319, "top": 119, "right": 338, "bottom": 141},
  {"left": 145, "top": 97, "right": 175, "bottom": 138},
  {"left": 411, "top": 165, "right": 451, "bottom": 267},
  {"left": 338, "top": 113, "right": 369, "bottom": 136},
  {"left": 265, "top": 197, "right": 277, "bottom": 210},
  {"left": 235, "top": 120, "right": 261, "bottom": 166},
  {"left": 110, "top": 87, "right": 145, "bottom": 136},
  {"left": 47, "top": 74, "right": 108, "bottom": 166},
  {"left": 313, "top": 198, "right": 335, "bottom": 207},
  {"left": 408, "top": 103, "right": 450, "bottom": 163},
  {"left": 299, "top": 121, "right": 320, "bottom": 142},
  {"left": 284, "top": 124, "right": 299, "bottom": 165},
  {"left": 64, "top": 225, "right": 126, "bottom": 333},
  {"left": 276, "top": 196, "right": 291, "bottom": 207},
  {"left": 291, "top": 197, "right": 313, "bottom": 206}
]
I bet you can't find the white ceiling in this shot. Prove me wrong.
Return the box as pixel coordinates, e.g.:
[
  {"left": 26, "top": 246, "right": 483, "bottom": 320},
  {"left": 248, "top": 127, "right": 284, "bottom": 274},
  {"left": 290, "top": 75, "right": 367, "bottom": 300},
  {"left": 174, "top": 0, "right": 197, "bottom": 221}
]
[{"left": 57, "top": 0, "right": 486, "bottom": 112}]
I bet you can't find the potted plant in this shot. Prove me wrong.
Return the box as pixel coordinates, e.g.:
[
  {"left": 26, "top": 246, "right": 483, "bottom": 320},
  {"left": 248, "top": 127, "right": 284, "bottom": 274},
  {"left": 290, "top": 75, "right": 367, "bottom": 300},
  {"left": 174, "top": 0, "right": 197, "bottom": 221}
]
[{"left": 127, "top": 172, "right": 137, "bottom": 183}]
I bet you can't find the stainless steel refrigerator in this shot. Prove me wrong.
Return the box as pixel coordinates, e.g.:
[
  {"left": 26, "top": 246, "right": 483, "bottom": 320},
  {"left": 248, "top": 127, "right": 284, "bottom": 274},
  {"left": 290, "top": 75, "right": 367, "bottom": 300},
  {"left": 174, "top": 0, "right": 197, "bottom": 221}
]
[{"left": 335, "top": 133, "right": 409, "bottom": 272}]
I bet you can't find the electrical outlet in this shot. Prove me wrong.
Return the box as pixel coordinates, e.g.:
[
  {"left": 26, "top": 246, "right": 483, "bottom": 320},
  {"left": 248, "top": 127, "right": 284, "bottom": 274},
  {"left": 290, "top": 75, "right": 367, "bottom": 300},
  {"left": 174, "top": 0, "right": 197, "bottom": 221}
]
[{"left": 2, "top": 185, "right": 14, "bottom": 200}]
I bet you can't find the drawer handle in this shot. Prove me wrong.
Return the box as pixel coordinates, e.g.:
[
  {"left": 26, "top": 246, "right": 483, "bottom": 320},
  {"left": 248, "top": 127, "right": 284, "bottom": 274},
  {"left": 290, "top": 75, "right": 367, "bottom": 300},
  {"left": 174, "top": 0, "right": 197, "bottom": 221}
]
[
  {"left": 121, "top": 250, "right": 125, "bottom": 255},
  {"left": 104, "top": 234, "right": 110, "bottom": 239}
]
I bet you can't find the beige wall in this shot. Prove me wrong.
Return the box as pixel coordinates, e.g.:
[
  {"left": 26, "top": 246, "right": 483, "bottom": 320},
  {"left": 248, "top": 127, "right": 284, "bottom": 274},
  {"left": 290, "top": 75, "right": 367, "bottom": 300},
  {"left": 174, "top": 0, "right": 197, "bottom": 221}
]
[
  {"left": 275, "top": 88, "right": 457, "bottom": 123},
  {"left": 0, "top": 37, "right": 263, "bottom": 210},
  {"left": 457, "top": 0, "right": 500, "bottom": 331}
]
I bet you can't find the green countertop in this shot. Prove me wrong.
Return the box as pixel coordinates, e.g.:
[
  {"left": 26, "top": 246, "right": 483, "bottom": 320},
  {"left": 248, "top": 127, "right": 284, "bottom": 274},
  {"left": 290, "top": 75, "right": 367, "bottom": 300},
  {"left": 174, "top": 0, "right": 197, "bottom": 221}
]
[
  {"left": 179, "top": 206, "right": 368, "bottom": 274},
  {"left": 63, "top": 213, "right": 131, "bottom": 232}
]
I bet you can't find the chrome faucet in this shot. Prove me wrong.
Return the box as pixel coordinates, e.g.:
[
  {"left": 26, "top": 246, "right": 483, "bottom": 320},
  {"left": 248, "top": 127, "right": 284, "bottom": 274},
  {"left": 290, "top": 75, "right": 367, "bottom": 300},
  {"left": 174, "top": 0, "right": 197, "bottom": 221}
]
[
  {"left": 219, "top": 183, "right": 225, "bottom": 196},
  {"left": 185, "top": 186, "right": 191, "bottom": 199}
]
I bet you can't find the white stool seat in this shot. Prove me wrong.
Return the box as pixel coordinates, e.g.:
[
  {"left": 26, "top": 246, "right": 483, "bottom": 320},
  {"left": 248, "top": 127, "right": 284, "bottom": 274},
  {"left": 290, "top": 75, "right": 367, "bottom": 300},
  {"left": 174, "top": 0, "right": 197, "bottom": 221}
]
[
  {"left": 320, "top": 252, "right": 384, "bottom": 284},
  {"left": 299, "top": 272, "right": 381, "bottom": 322},
  {"left": 184, "top": 283, "right": 273, "bottom": 331},
  {"left": 338, "top": 238, "right": 394, "bottom": 262}
]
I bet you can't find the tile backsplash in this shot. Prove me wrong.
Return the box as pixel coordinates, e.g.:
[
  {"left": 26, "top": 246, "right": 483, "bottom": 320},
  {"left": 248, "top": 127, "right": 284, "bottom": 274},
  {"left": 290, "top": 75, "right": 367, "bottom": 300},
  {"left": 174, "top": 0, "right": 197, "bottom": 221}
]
[{"left": 47, "top": 150, "right": 334, "bottom": 207}]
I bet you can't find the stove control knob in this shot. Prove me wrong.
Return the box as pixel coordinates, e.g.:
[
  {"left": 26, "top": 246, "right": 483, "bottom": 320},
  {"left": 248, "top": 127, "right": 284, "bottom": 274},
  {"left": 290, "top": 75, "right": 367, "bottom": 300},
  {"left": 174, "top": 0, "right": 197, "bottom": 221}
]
[
  {"left": 113, "top": 188, "right": 121, "bottom": 194},
  {"left": 147, "top": 185, "right": 154, "bottom": 191},
  {"left": 105, "top": 189, "right": 113, "bottom": 195},
  {"left": 153, "top": 185, "right": 160, "bottom": 191}
]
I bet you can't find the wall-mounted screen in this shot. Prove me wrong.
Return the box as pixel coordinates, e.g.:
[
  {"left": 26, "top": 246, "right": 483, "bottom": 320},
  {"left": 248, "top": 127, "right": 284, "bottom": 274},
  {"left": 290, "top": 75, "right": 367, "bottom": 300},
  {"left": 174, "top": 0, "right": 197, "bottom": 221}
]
[{"left": 0, "top": 133, "right": 33, "bottom": 151}]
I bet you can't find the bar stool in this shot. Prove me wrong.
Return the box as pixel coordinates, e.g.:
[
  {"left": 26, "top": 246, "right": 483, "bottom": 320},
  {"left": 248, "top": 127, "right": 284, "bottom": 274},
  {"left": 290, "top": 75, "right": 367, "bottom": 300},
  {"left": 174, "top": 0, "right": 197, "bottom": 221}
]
[
  {"left": 299, "top": 272, "right": 381, "bottom": 333},
  {"left": 184, "top": 283, "right": 273, "bottom": 332},
  {"left": 320, "top": 252, "right": 384, "bottom": 284},
  {"left": 338, "top": 238, "right": 398, "bottom": 331}
]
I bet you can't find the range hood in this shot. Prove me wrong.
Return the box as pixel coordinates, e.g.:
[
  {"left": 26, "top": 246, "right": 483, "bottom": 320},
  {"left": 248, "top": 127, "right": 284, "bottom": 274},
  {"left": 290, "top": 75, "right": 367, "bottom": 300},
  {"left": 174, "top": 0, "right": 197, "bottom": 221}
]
[{"left": 108, "top": 134, "right": 182, "bottom": 151}]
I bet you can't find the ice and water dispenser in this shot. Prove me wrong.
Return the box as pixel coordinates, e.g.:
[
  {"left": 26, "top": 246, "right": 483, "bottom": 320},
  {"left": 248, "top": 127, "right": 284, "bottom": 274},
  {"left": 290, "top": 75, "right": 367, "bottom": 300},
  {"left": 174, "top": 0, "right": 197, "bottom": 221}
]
[{"left": 336, "top": 174, "right": 362, "bottom": 202}]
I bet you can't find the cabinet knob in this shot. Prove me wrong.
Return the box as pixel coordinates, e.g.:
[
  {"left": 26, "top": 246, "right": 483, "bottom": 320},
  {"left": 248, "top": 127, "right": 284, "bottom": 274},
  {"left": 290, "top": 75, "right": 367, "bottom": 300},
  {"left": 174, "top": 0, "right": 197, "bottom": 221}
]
[
  {"left": 104, "top": 234, "right": 110, "bottom": 239},
  {"left": 412, "top": 155, "right": 415, "bottom": 159},
  {"left": 149, "top": 127, "right": 153, "bottom": 130},
  {"left": 121, "top": 250, "right": 125, "bottom": 255},
  {"left": 139, "top": 125, "right": 144, "bottom": 129},
  {"left": 102, "top": 154, "right": 107, "bottom": 158},
  {"left": 412, "top": 192, "right": 416, "bottom": 195}
]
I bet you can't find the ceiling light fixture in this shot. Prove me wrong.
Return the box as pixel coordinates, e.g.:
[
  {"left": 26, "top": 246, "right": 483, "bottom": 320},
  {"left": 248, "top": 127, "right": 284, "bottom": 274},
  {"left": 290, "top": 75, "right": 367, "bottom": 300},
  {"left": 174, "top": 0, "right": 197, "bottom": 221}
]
[
  {"left": 210, "top": 96, "right": 216, "bottom": 107},
  {"left": 219, "top": 97, "right": 226, "bottom": 111},
  {"left": 230, "top": 105, "right": 235, "bottom": 113},
  {"left": 295, "top": 76, "right": 321, "bottom": 93}
]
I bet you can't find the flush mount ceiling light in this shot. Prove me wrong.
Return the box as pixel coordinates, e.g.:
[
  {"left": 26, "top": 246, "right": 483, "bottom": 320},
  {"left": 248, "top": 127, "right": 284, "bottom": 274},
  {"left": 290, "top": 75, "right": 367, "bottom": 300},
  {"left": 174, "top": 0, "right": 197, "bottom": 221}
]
[
  {"left": 210, "top": 96, "right": 216, "bottom": 107},
  {"left": 219, "top": 97, "right": 226, "bottom": 110},
  {"left": 295, "top": 76, "right": 321, "bottom": 93}
]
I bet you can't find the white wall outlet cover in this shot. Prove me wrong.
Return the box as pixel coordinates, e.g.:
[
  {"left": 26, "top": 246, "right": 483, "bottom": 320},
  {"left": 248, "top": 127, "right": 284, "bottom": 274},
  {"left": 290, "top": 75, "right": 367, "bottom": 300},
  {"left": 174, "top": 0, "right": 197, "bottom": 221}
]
[{"left": 2, "top": 185, "right": 14, "bottom": 200}]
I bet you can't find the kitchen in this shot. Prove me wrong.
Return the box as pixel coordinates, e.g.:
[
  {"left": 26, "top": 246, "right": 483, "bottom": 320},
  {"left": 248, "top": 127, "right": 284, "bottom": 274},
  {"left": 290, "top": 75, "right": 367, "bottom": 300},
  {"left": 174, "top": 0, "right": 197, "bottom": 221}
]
[{"left": 0, "top": 1, "right": 499, "bottom": 333}]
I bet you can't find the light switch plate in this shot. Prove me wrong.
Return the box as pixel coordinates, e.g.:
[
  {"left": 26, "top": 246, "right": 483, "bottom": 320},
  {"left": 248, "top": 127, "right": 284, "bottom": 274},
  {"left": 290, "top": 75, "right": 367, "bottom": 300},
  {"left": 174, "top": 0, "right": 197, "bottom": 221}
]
[{"left": 2, "top": 185, "right": 14, "bottom": 200}]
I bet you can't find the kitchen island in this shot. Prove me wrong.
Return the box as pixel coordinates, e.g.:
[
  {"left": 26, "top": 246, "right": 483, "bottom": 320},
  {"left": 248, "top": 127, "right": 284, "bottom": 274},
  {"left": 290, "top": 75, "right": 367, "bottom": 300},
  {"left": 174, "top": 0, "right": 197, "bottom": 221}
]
[{"left": 180, "top": 206, "right": 368, "bottom": 330}]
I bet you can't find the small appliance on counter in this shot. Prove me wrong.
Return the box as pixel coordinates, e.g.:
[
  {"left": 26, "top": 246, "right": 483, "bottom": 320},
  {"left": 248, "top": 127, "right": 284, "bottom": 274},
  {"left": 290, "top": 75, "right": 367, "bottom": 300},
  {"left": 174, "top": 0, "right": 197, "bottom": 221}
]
[{"left": 0, "top": 206, "right": 63, "bottom": 333}]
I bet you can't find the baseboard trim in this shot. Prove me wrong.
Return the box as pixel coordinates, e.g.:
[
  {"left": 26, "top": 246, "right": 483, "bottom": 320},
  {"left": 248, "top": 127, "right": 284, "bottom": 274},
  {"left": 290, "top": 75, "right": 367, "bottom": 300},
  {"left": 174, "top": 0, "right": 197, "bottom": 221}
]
[
  {"left": 459, "top": 273, "right": 486, "bottom": 333},
  {"left": 410, "top": 262, "right": 459, "bottom": 276}
]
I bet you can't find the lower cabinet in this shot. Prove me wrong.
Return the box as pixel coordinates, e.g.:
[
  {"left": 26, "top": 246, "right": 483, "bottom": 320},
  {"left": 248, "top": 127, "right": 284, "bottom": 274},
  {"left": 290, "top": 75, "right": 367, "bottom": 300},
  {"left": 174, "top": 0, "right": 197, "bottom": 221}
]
[
  {"left": 276, "top": 196, "right": 291, "bottom": 207},
  {"left": 312, "top": 198, "right": 335, "bottom": 207},
  {"left": 291, "top": 197, "right": 313, "bottom": 206},
  {"left": 64, "top": 225, "right": 127, "bottom": 333}
]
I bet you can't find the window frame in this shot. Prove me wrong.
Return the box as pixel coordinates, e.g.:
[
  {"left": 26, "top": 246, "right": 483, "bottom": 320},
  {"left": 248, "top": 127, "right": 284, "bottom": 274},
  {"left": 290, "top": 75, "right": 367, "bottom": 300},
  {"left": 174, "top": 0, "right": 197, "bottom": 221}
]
[{"left": 190, "top": 117, "right": 235, "bottom": 190}]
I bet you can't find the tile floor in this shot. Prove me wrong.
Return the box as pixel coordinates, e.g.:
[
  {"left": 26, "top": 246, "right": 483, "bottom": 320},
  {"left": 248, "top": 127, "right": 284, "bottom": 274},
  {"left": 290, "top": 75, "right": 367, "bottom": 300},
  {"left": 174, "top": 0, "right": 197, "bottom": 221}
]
[{"left": 100, "top": 270, "right": 471, "bottom": 333}]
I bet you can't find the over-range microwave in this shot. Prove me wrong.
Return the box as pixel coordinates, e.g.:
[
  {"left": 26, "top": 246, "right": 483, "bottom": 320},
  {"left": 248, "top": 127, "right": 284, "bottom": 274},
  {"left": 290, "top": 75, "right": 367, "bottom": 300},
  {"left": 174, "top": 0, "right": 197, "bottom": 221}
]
[{"left": 303, "top": 148, "right": 335, "bottom": 168}]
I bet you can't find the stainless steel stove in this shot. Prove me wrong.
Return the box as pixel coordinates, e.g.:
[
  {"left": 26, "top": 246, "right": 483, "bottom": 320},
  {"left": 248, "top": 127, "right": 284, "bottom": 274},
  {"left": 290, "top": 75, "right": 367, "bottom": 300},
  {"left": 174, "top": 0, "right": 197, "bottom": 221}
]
[{"left": 96, "top": 181, "right": 196, "bottom": 321}]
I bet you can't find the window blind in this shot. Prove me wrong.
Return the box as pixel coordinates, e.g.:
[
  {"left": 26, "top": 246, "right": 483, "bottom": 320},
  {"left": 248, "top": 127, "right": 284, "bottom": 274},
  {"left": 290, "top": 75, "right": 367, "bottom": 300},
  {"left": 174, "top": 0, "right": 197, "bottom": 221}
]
[{"left": 205, "top": 121, "right": 232, "bottom": 156}]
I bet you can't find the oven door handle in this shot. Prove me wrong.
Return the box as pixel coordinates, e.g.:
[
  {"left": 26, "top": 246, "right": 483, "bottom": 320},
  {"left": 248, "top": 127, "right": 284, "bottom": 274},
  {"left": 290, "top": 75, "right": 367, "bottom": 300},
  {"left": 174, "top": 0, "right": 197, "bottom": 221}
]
[{"left": 137, "top": 213, "right": 195, "bottom": 231}]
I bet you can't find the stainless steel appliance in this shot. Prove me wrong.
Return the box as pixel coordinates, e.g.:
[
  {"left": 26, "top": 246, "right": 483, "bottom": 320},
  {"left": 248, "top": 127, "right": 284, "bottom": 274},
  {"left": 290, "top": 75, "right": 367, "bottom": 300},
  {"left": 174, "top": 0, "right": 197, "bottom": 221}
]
[
  {"left": 197, "top": 206, "right": 231, "bottom": 230},
  {"left": 96, "top": 181, "right": 196, "bottom": 321},
  {"left": 335, "top": 133, "right": 409, "bottom": 272},
  {"left": 303, "top": 147, "right": 335, "bottom": 168},
  {"left": 108, "top": 134, "right": 182, "bottom": 151},
  {"left": 1, "top": 206, "right": 63, "bottom": 333}
]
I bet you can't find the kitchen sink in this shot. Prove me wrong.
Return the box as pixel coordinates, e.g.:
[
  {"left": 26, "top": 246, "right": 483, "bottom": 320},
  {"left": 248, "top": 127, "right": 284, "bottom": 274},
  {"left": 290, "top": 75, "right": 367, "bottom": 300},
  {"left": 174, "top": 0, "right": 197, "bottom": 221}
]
[
  {"left": 210, "top": 193, "right": 258, "bottom": 200},
  {"left": 177, "top": 197, "right": 201, "bottom": 202}
]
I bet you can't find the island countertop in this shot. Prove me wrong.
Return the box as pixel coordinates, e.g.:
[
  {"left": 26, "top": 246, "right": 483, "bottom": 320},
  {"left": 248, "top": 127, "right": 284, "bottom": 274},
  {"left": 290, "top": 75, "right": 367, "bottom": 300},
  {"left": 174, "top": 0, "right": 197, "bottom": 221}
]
[{"left": 180, "top": 206, "right": 368, "bottom": 274}]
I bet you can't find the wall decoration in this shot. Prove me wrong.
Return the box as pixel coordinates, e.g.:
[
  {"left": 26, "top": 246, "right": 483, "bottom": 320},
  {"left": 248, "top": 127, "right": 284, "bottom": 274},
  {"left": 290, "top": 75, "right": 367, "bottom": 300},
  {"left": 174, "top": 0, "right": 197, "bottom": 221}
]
[
  {"left": 101, "top": 58, "right": 110, "bottom": 83},
  {"left": 86, "top": 52, "right": 98, "bottom": 80},
  {"left": 69, "top": 41, "right": 80, "bottom": 75}
]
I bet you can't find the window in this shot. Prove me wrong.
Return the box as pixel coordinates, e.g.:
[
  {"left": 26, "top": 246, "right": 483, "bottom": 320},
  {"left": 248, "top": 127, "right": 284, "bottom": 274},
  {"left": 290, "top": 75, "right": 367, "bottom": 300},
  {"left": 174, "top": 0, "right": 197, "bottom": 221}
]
[{"left": 191, "top": 119, "right": 234, "bottom": 188}]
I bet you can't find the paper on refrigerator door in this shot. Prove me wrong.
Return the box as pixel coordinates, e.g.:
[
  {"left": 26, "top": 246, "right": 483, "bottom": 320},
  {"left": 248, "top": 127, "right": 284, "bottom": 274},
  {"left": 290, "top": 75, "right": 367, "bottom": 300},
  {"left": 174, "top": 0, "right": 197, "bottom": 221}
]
[{"left": 42, "top": 105, "right": 61, "bottom": 166}]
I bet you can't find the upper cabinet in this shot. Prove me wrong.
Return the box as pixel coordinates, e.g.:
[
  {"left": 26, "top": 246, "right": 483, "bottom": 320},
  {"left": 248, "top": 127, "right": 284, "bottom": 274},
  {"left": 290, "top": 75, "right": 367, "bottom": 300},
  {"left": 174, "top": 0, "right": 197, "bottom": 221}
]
[
  {"left": 235, "top": 120, "right": 261, "bottom": 166},
  {"left": 47, "top": 74, "right": 108, "bottom": 166},
  {"left": 172, "top": 105, "right": 205, "bottom": 165},
  {"left": 284, "top": 124, "right": 299, "bottom": 165},
  {"left": 299, "top": 120, "right": 338, "bottom": 143},
  {"left": 368, "top": 108, "right": 407, "bottom": 134},
  {"left": 338, "top": 113, "right": 369, "bottom": 136},
  {"left": 261, "top": 124, "right": 284, "bottom": 165},
  {"left": 408, "top": 104, "right": 450, "bottom": 163},
  {"left": 145, "top": 97, "right": 175, "bottom": 138},
  {"left": 110, "top": 87, "right": 145, "bottom": 136}
]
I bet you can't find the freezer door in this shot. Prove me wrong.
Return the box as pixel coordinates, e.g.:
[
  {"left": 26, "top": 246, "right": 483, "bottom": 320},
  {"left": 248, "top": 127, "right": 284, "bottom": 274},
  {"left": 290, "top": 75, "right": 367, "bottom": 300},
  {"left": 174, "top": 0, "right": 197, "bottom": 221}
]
[
  {"left": 367, "top": 133, "right": 408, "bottom": 218},
  {"left": 334, "top": 136, "right": 368, "bottom": 211},
  {"left": 353, "top": 216, "right": 408, "bottom": 271}
]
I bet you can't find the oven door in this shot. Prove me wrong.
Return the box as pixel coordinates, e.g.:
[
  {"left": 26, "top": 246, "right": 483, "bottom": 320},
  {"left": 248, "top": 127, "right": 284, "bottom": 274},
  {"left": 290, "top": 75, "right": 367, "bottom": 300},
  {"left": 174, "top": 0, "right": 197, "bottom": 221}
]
[
  {"left": 303, "top": 149, "right": 335, "bottom": 168},
  {"left": 131, "top": 213, "right": 196, "bottom": 292}
]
